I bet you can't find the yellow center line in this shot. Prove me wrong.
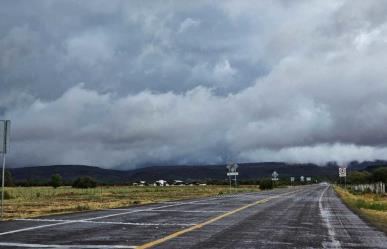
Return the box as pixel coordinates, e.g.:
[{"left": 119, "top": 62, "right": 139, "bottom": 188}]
[{"left": 136, "top": 189, "right": 301, "bottom": 249}]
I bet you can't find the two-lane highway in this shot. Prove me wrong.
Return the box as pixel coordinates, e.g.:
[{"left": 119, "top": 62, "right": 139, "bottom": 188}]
[{"left": 0, "top": 185, "right": 386, "bottom": 248}]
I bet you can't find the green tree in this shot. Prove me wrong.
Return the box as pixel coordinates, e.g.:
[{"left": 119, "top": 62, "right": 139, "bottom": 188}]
[
  {"left": 371, "top": 167, "right": 387, "bottom": 183},
  {"left": 50, "top": 174, "right": 62, "bottom": 188},
  {"left": 347, "top": 171, "right": 370, "bottom": 184},
  {"left": 5, "top": 169, "right": 14, "bottom": 186},
  {"left": 0, "top": 169, "right": 14, "bottom": 187},
  {"left": 72, "top": 176, "right": 97, "bottom": 188}
]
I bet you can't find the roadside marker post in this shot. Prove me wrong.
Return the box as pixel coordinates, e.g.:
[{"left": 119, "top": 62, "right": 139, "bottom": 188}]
[{"left": 0, "top": 120, "right": 10, "bottom": 219}]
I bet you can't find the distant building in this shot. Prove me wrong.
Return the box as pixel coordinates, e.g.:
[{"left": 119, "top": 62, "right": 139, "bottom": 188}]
[
  {"left": 173, "top": 180, "right": 184, "bottom": 185},
  {"left": 154, "top": 180, "right": 167, "bottom": 186},
  {"left": 132, "top": 180, "right": 147, "bottom": 186}
]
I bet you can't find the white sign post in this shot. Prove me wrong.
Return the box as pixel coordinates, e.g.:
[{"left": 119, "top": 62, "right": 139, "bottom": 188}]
[
  {"left": 0, "top": 120, "right": 10, "bottom": 219},
  {"left": 300, "top": 176, "right": 305, "bottom": 182},
  {"left": 290, "top": 177, "right": 295, "bottom": 186},
  {"left": 272, "top": 171, "right": 279, "bottom": 187},
  {"left": 226, "top": 163, "right": 239, "bottom": 191},
  {"left": 272, "top": 171, "right": 279, "bottom": 181}
]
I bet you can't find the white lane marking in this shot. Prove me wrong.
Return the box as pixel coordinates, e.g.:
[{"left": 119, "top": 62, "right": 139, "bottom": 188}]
[
  {"left": 149, "top": 209, "right": 228, "bottom": 213},
  {"left": 319, "top": 185, "right": 341, "bottom": 249},
  {"left": 0, "top": 220, "right": 78, "bottom": 236},
  {"left": 16, "top": 218, "right": 196, "bottom": 227},
  {"left": 0, "top": 190, "right": 294, "bottom": 236},
  {"left": 111, "top": 209, "right": 228, "bottom": 213},
  {"left": 0, "top": 242, "right": 137, "bottom": 248},
  {"left": 0, "top": 197, "right": 220, "bottom": 236}
]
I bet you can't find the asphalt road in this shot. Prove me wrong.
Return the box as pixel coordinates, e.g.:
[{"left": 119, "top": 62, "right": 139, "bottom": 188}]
[{"left": 0, "top": 184, "right": 386, "bottom": 248}]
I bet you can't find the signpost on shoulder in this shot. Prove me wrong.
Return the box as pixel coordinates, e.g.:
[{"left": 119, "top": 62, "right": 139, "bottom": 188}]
[
  {"left": 339, "top": 167, "right": 347, "bottom": 188},
  {"left": 290, "top": 177, "right": 295, "bottom": 186},
  {"left": 272, "top": 171, "right": 279, "bottom": 186},
  {"left": 226, "top": 163, "right": 239, "bottom": 192},
  {"left": 0, "top": 120, "right": 10, "bottom": 219}
]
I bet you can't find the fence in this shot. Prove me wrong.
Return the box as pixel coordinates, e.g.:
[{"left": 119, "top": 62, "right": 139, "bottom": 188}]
[{"left": 349, "top": 182, "right": 385, "bottom": 195}]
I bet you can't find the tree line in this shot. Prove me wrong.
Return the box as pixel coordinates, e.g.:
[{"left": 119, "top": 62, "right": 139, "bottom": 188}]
[
  {"left": 346, "top": 167, "right": 387, "bottom": 184},
  {"left": 0, "top": 170, "right": 97, "bottom": 189}
]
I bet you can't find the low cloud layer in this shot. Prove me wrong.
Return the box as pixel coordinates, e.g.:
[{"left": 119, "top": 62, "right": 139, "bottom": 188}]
[{"left": 2, "top": 1, "right": 387, "bottom": 168}]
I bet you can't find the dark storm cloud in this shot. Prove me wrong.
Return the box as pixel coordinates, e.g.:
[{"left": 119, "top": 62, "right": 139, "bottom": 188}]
[{"left": 1, "top": 0, "right": 387, "bottom": 168}]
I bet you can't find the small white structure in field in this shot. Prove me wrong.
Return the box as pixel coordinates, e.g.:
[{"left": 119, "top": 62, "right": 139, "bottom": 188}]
[
  {"left": 173, "top": 180, "right": 184, "bottom": 185},
  {"left": 154, "top": 180, "right": 167, "bottom": 186},
  {"left": 133, "top": 180, "right": 147, "bottom": 186}
]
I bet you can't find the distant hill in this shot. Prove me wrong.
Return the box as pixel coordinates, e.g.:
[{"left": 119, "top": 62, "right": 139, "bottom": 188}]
[
  {"left": 348, "top": 160, "right": 387, "bottom": 171},
  {"left": 8, "top": 162, "right": 339, "bottom": 184}
]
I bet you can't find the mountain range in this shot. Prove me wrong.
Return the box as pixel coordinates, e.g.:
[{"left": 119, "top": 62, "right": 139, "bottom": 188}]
[{"left": 8, "top": 160, "right": 386, "bottom": 184}]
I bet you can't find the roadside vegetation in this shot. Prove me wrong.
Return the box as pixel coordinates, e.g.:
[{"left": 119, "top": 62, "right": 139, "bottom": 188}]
[
  {"left": 2, "top": 185, "right": 260, "bottom": 220},
  {"left": 334, "top": 166, "right": 387, "bottom": 232},
  {"left": 335, "top": 186, "right": 387, "bottom": 233}
]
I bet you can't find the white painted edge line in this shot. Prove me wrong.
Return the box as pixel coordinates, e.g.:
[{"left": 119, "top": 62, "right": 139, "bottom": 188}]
[
  {"left": 0, "top": 220, "right": 78, "bottom": 236},
  {"left": 110, "top": 209, "right": 228, "bottom": 213},
  {"left": 0, "top": 198, "right": 212, "bottom": 236},
  {"left": 319, "top": 185, "right": 341, "bottom": 249},
  {"left": 0, "top": 242, "right": 137, "bottom": 248},
  {"left": 16, "top": 218, "right": 197, "bottom": 227}
]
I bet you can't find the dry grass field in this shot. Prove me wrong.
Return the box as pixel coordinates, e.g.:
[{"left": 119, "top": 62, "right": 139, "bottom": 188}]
[
  {"left": 2, "top": 185, "right": 260, "bottom": 220},
  {"left": 334, "top": 186, "right": 387, "bottom": 233}
]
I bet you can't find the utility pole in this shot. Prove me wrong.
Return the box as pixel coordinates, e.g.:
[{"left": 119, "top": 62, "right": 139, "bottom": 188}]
[{"left": 0, "top": 120, "right": 10, "bottom": 219}]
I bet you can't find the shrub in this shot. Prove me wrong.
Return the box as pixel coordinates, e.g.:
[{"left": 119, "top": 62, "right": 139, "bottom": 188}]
[
  {"left": 3, "top": 190, "right": 12, "bottom": 200},
  {"left": 72, "top": 177, "right": 97, "bottom": 188},
  {"left": 259, "top": 178, "right": 273, "bottom": 190},
  {"left": 76, "top": 204, "right": 90, "bottom": 211}
]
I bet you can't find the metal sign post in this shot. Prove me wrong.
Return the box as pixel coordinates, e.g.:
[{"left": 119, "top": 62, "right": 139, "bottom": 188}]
[
  {"left": 226, "top": 163, "right": 239, "bottom": 192},
  {"left": 339, "top": 167, "right": 347, "bottom": 188},
  {"left": 272, "top": 171, "right": 279, "bottom": 186},
  {"left": 0, "top": 120, "right": 10, "bottom": 219},
  {"left": 290, "top": 177, "right": 295, "bottom": 186}
]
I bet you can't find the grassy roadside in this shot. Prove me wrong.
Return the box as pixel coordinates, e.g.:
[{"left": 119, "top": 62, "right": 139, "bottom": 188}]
[
  {"left": 334, "top": 186, "right": 387, "bottom": 233},
  {"left": 2, "top": 185, "right": 260, "bottom": 220}
]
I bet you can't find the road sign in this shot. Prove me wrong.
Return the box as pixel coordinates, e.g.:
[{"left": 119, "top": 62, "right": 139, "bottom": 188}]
[
  {"left": 339, "top": 167, "right": 346, "bottom": 177},
  {"left": 272, "top": 171, "right": 279, "bottom": 181},
  {"left": 306, "top": 177, "right": 311, "bottom": 182},
  {"left": 0, "top": 120, "right": 10, "bottom": 154},
  {"left": 300, "top": 176, "right": 305, "bottom": 182},
  {"left": 226, "top": 163, "right": 239, "bottom": 190},
  {"left": 290, "top": 177, "right": 295, "bottom": 182},
  {"left": 227, "top": 163, "right": 239, "bottom": 172}
]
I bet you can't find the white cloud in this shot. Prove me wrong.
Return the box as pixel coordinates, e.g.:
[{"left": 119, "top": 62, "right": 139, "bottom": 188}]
[
  {"left": 179, "top": 18, "right": 201, "bottom": 33},
  {"left": 2, "top": 0, "right": 387, "bottom": 167}
]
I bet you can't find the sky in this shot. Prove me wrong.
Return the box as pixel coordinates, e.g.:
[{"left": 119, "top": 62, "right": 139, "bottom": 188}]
[{"left": 1, "top": 0, "right": 387, "bottom": 168}]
